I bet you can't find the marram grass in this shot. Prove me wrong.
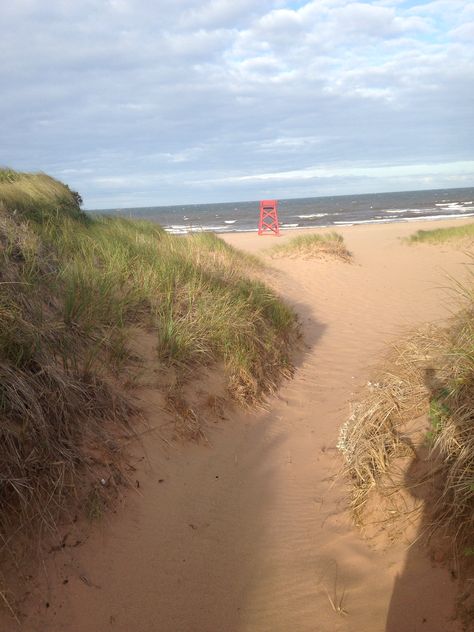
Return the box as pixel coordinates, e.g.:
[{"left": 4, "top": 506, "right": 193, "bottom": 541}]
[
  {"left": 268, "top": 231, "right": 351, "bottom": 261},
  {"left": 407, "top": 223, "right": 474, "bottom": 244},
  {"left": 0, "top": 168, "right": 85, "bottom": 223},
  {"left": 0, "top": 169, "right": 296, "bottom": 557},
  {"left": 338, "top": 269, "right": 474, "bottom": 556}
]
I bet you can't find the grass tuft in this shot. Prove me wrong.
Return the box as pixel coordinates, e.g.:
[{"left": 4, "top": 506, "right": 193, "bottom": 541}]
[
  {"left": 338, "top": 270, "right": 474, "bottom": 554},
  {"left": 268, "top": 232, "right": 351, "bottom": 261},
  {"left": 407, "top": 223, "right": 474, "bottom": 244}
]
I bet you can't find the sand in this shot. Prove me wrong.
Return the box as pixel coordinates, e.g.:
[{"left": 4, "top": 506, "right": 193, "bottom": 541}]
[{"left": 8, "top": 218, "right": 473, "bottom": 632}]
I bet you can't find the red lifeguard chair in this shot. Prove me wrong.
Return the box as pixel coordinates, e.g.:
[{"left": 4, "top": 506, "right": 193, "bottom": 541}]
[{"left": 258, "top": 199, "right": 280, "bottom": 236}]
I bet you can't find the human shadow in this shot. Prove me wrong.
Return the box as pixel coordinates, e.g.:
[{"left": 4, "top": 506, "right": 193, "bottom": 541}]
[
  {"left": 385, "top": 367, "right": 464, "bottom": 632},
  {"left": 12, "top": 279, "right": 328, "bottom": 632}
]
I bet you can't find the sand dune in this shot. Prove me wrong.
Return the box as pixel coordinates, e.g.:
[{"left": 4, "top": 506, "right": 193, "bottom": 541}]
[{"left": 14, "top": 219, "right": 472, "bottom": 632}]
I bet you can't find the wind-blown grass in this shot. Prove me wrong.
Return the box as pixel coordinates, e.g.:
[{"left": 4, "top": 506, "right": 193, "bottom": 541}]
[
  {"left": 268, "top": 232, "right": 351, "bottom": 261},
  {"left": 338, "top": 269, "right": 474, "bottom": 556},
  {"left": 407, "top": 223, "right": 474, "bottom": 244},
  {"left": 0, "top": 168, "right": 296, "bottom": 557},
  {"left": 0, "top": 168, "right": 85, "bottom": 223}
]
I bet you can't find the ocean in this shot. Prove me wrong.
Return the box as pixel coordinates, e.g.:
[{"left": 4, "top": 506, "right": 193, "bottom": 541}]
[{"left": 94, "top": 187, "right": 474, "bottom": 234}]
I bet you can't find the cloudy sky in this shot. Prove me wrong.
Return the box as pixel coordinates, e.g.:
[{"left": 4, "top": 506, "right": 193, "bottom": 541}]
[{"left": 1, "top": 0, "right": 473, "bottom": 208}]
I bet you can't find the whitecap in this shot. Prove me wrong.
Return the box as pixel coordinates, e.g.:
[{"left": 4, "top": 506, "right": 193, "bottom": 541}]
[
  {"left": 335, "top": 213, "right": 474, "bottom": 227},
  {"left": 436, "top": 203, "right": 464, "bottom": 210}
]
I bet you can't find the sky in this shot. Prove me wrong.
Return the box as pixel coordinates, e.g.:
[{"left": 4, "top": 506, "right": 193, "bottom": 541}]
[{"left": 1, "top": 0, "right": 473, "bottom": 209}]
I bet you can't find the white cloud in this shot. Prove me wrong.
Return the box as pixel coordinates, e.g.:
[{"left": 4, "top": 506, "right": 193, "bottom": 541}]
[
  {"left": 450, "top": 22, "right": 474, "bottom": 40},
  {"left": 0, "top": 0, "right": 472, "bottom": 207},
  {"left": 179, "top": 0, "right": 271, "bottom": 28},
  {"left": 200, "top": 160, "right": 474, "bottom": 184}
]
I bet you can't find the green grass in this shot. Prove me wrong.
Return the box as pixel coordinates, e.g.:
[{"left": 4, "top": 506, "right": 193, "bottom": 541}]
[
  {"left": 407, "top": 223, "right": 474, "bottom": 244},
  {"left": 0, "top": 168, "right": 85, "bottom": 223},
  {"left": 0, "top": 168, "right": 296, "bottom": 550},
  {"left": 267, "top": 232, "right": 351, "bottom": 261}
]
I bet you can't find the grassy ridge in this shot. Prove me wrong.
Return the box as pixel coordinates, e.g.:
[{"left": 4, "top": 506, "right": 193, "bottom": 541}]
[
  {"left": 0, "top": 168, "right": 85, "bottom": 223},
  {"left": 0, "top": 168, "right": 296, "bottom": 544},
  {"left": 407, "top": 223, "right": 474, "bottom": 244},
  {"left": 268, "top": 232, "right": 351, "bottom": 261}
]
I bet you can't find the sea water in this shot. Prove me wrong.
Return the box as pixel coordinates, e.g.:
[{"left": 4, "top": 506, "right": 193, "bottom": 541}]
[{"left": 92, "top": 187, "right": 474, "bottom": 234}]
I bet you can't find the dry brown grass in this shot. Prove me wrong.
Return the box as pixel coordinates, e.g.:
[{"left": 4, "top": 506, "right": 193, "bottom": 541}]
[
  {"left": 338, "top": 306, "right": 474, "bottom": 554},
  {"left": 0, "top": 218, "right": 135, "bottom": 544},
  {"left": 337, "top": 328, "right": 440, "bottom": 516}
]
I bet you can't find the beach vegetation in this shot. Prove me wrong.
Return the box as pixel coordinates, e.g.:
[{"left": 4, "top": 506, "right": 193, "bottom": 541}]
[
  {"left": 267, "top": 232, "right": 351, "bottom": 261},
  {"left": 0, "top": 168, "right": 296, "bottom": 557},
  {"left": 338, "top": 269, "right": 474, "bottom": 557},
  {"left": 407, "top": 223, "right": 474, "bottom": 244}
]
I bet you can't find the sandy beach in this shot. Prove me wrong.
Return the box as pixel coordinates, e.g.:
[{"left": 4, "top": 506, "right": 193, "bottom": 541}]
[{"left": 11, "top": 218, "right": 473, "bottom": 632}]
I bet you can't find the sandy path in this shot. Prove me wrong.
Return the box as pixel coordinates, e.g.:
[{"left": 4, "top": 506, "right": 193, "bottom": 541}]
[{"left": 17, "top": 220, "right": 471, "bottom": 632}]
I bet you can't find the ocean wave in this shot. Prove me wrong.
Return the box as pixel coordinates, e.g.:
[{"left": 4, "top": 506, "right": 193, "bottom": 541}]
[
  {"left": 384, "top": 208, "right": 416, "bottom": 214},
  {"left": 296, "top": 213, "right": 328, "bottom": 219},
  {"left": 410, "top": 212, "right": 474, "bottom": 221},
  {"left": 435, "top": 203, "right": 465, "bottom": 210},
  {"left": 224, "top": 219, "right": 237, "bottom": 224},
  {"left": 334, "top": 218, "right": 397, "bottom": 225},
  {"left": 334, "top": 213, "right": 474, "bottom": 227},
  {"left": 165, "top": 224, "right": 229, "bottom": 234}
]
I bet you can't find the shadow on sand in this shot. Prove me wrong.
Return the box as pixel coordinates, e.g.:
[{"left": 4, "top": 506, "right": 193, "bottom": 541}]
[
  {"left": 385, "top": 367, "right": 465, "bottom": 632},
  {"left": 6, "top": 278, "right": 328, "bottom": 632}
]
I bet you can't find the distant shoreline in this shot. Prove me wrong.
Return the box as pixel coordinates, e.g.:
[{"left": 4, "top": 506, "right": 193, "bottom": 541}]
[
  {"left": 90, "top": 186, "right": 474, "bottom": 236},
  {"left": 168, "top": 212, "right": 474, "bottom": 236}
]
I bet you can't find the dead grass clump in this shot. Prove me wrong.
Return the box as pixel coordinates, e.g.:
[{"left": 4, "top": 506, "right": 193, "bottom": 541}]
[
  {"left": 165, "top": 393, "right": 207, "bottom": 442},
  {"left": 268, "top": 232, "right": 352, "bottom": 261},
  {"left": 339, "top": 290, "right": 474, "bottom": 555},
  {"left": 0, "top": 363, "right": 133, "bottom": 535},
  {"left": 337, "top": 327, "right": 441, "bottom": 517}
]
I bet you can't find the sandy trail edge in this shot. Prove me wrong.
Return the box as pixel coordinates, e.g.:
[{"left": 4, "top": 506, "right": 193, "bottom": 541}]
[{"left": 10, "top": 219, "right": 473, "bottom": 632}]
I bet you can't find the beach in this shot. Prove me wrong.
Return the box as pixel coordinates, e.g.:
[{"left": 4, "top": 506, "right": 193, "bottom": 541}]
[{"left": 10, "top": 217, "right": 473, "bottom": 632}]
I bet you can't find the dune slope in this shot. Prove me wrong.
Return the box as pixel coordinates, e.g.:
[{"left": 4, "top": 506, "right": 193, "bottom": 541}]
[{"left": 9, "top": 219, "right": 472, "bottom": 632}]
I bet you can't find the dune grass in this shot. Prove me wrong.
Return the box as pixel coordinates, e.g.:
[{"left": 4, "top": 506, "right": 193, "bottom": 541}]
[
  {"left": 0, "top": 167, "right": 85, "bottom": 223},
  {"left": 0, "top": 168, "right": 296, "bottom": 553},
  {"left": 407, "top": 223, "right": 474, "bottom": 244},
  {"left": 338, "top": 270, "right": 474, "bottom": 556},
  {"left": 268, "top": 232, "right": 351, "bottom": 261}
]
